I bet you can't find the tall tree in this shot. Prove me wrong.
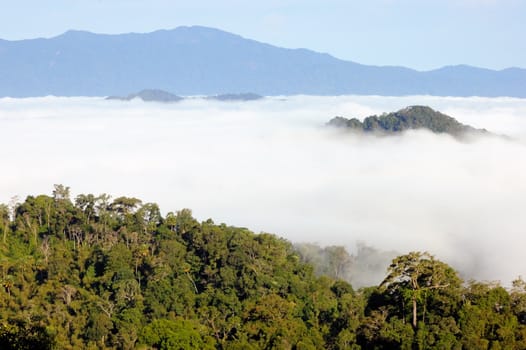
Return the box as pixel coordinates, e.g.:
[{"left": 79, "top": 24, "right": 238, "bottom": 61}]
[{"left": 381, "top": 252, "right": 461, "bottom": 328}]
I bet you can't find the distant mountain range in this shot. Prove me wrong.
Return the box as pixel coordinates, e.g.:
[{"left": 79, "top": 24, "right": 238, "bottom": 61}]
[
  {"left": 0, "top": 26, "right": 525, "bottom": 98},
  {"left": 328, "top": 106, "right": 491, "bottom": 138}
]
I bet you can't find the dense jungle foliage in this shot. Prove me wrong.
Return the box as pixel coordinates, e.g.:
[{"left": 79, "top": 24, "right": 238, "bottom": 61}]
[
  {"left": 0, "top": 185, "right": 525, "bottom": 349},
  {"left": 327, "top": 105, "right": 488, "bottom": 137}
]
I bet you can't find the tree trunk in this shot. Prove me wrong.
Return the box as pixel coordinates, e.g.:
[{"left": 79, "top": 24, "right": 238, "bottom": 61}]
[{"left": 412, "top": 296, "right": 417, "bottom": 328}]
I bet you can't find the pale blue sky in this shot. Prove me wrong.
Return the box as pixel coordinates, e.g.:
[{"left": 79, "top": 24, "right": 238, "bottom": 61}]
[{"left": 1, "top": 0, "right": 524, "bottom": 70}]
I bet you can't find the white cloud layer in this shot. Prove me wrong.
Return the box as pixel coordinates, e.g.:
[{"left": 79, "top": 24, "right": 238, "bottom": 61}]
[{"left": 1, "top": 95, "right": 526, "bottom": 285}]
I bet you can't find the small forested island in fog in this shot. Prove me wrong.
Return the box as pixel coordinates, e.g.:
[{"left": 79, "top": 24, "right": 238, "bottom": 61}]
[
  {"left": 328, "top": 105, "right": 489, "bottom": 138},
  {"left": 106, "top": 89, "right": 263, "bottom": 103},
  {"left": 1, "top": 186, "right": 525, "bottom": 349},
  {"left": 106, "top": 89, "right": 184, "bottom": 103},
  {"left": 205, "top": 92, "right": 263, "bottom": 101}
]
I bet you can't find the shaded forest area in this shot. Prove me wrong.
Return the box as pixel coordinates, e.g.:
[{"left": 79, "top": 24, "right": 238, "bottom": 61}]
[{"left": 0, "top": 185, "right": 525, "bottom": 349}]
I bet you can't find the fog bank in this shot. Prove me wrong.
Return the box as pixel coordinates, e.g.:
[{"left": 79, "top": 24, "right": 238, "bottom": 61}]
[{"left": 1, "top": 95, "right": 525, "bottom": 286}]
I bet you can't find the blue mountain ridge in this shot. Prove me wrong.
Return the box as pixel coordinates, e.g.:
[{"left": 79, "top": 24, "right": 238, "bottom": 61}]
[{"left": 0, "top": 26, "right": 524, "bottom": 97}]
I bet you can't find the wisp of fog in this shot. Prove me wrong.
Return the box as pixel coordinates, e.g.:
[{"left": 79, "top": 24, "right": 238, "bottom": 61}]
[{"left": 1, "top": 95, "right": 526, "bottom": 286}]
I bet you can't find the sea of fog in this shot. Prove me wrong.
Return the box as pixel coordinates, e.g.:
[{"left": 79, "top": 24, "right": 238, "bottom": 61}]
[{"left": 1, "top": 95, "right": 526, "bottom": 286}]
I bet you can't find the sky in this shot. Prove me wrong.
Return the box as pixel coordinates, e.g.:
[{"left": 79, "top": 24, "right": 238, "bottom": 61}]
[
  {"left": 0, "top": 0, "right": 524, "bottom": 70},
  {"left": 1, "top": 95, "right": 526, "bottom": 286}
]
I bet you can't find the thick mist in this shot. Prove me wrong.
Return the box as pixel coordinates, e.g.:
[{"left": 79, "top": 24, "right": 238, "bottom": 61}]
[{"left": 1, "top": 95, "right": 525, "bottom": 286}]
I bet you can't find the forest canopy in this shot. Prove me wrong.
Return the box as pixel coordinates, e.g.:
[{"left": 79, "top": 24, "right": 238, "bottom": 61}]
[
  {"left": 327, "top": 106, "right": 490, "bottom": 138},
  {"left": 0, "top": 185, "right": 524, "bottom": 349}
]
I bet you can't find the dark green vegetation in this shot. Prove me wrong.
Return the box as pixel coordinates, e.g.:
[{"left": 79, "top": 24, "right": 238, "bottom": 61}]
[
  {"left": 328, "top": 106, "right": 489, "bottom": 138},
  {"left": 106, "top": 89, "right": 184, "bottom": 103},
  {"left": 1, "top": 186, "right": 525, "bottom": 349}
]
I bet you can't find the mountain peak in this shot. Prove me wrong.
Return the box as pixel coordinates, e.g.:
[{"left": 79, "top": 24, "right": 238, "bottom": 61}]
[
  {"left": 58, "top": 29, "right": 97, "bottom": 38},
  {"left": 0, "top": 28, "right": 524, "bottom": 97},
  {"left": 327, "top": 106, "right": 490, "bottom": 138}
]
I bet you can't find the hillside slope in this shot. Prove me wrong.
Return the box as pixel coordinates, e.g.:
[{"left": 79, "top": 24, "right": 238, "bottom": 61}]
[{"left": 1, "top": 187, "right": 525, "bottom": 349}]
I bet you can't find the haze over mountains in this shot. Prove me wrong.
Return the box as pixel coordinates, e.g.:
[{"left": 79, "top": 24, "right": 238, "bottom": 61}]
[
  {"left": 3, "top": 94, "right": 526, "bottom": 285},
  {"left": 1, "top": 26, "right": 525, "bottom": 98}
]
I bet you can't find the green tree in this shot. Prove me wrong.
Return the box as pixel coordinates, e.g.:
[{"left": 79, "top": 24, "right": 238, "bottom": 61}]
[
  {"left": 139, "top": 318, "right": 215, "bottom": 350},
  {"left": 381, "top": 252, "right": 461, "bottom": 329}
]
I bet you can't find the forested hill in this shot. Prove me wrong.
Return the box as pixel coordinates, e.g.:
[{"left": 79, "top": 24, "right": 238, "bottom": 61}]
[
  {"left": 0, "top": 26, "right": 525, "bottom": 97},
  {"left": 0, "top": 186, "right": 526, "bottom": 349},
  {"left": 327, "top": 106, "right": 489, "bottom": 137},
  {"left": 206, "top": 93, "right": 263, "bottom": 101},
  {"left": 106, "top": 89, "right": 183, "bottom": 102},
  {"left": 105, "top": 89, "right": 263, "bottom": 103}
]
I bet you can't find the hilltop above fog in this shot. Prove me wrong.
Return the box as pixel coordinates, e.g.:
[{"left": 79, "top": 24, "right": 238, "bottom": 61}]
[{"left": 327, "top": 106, "right": 492, "bottom": 138}]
